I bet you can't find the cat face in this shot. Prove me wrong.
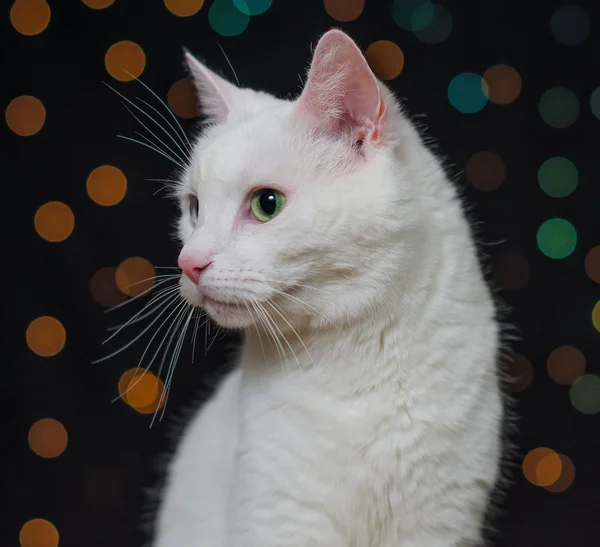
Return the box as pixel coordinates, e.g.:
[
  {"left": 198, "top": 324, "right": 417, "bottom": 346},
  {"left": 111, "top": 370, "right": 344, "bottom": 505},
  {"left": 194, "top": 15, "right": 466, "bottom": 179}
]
[{"left": 176, "top": 30, "right": 422, "bottom": 330}]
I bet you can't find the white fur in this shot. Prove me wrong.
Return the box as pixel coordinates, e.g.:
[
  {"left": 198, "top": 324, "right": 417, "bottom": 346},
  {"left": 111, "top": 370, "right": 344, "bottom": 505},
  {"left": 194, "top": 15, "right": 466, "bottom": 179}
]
[{"left": 153, "top": 31, "right": 503, "bottom": 547}]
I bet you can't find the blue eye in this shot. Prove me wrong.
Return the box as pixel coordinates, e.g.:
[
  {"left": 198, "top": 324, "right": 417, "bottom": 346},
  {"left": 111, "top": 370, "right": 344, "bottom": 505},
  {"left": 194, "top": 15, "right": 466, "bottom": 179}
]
[{"left": 188, "top": 195, "right": 199, "bottom": 224}]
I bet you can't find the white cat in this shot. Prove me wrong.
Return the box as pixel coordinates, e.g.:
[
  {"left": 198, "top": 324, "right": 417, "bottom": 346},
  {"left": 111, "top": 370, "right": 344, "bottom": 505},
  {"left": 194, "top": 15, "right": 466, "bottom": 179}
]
[{"left": 152, "top": 29, "right": 507, "bottom": 547}]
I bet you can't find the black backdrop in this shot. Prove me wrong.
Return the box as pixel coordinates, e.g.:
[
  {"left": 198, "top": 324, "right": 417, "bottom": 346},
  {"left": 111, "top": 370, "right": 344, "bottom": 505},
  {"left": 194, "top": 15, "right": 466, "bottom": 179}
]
[{"left": 5, "top": 1, "right": 600, "bottom": 546}]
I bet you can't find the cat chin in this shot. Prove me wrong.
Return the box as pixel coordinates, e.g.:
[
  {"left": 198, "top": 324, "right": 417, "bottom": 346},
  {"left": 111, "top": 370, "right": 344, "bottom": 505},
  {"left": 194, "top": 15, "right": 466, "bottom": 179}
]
[{"left": 202, "top": 302, "right": 255, "bottom": 330}]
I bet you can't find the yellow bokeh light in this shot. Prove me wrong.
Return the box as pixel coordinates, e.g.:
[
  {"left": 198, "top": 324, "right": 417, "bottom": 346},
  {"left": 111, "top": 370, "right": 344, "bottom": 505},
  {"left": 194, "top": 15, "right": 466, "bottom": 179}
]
[
  {"left": 6, "top": 95, "right": 46, "bottom": 136},
  {"left": 105, "top": 40, "right": 146, "bottom": 82},
  {"left": 26, "top": 316, "right": 66, "bottom": 357},
  {"left": 20, "top": 518, "right": 59, "bottom": 547},
  {"left": 86, "top": 165, "right": 127, "bottom": 206},
  {"left": 28, "top": 418, "right": 68, "bottom": 458},
  {"left": 364, "top": 40, "right": 404, "bottom": 81},
  {"left": 167, "top": 78, "right": 198, "bottom": 119},
  {"left": 34, "top": 201, "right": 74, "bottom": 242},
  {"left": 483, "top": 64, "right": 522, "bottom": 105},
  {"left": 118, "top": 368, "right": 165, "bottom": 414},
  {"left": 81, "top": 0, "right": 115, "bottom": 8},
  {"left": 10, "top": 0, "right": 50, "bottom": 36},
  {"left": 324, "top": 0, "right": 364, "bottom": 22},
  {"left": 164, "top": 0, "right": 204, "bottom": 17},
  {"left": 115, "top": 257, "right": 155, "bottom": 296}
]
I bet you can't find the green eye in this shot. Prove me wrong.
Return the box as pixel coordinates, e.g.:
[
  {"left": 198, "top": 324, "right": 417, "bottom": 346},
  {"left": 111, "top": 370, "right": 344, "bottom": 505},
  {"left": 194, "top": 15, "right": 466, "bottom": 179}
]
[{"left": 250, "top": 188, "right": 285, "bottom": 222}]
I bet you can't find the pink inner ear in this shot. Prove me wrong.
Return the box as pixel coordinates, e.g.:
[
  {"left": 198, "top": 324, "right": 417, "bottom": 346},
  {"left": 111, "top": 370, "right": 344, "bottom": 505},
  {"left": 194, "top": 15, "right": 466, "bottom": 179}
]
[{"left": 297, "top": 30, "right": 385, "bottom": 145}]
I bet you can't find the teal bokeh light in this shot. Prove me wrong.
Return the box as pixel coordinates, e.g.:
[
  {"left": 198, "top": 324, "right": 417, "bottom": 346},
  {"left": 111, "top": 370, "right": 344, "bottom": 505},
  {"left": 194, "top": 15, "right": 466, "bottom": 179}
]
[
  {"left": 448, "top": 72, "right": 488, "bottom": 114},
  {"left": 233, "top": 0, "right": 272, "bottom": 16},
  {"left": 536, "top": 218, "right": 577, "bottom": 259},
  {"left": 591, "top": 87, "right": 600, "bottom": 120},
  {"left": 538, "top": 157, "right": 578, "bottom": 198},
  {"left": 539, "top": 87, "right": 579, "bottom": 128},
  {"left": 209, "top": 0, "right": 250, "bottom": 37},
  {"left": 414, "top": 4, "right": 453, "bottom": 44},
  {"left": 392, "top": 0, "right": 434, "bottom": 32}
]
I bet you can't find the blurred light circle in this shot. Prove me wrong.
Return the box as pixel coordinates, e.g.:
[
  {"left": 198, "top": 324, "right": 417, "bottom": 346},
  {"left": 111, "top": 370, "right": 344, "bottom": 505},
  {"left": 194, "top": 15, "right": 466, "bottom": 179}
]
[
  {"left": 593, "top": 301, "right": 600, "bottom": 332},
  {"left": 538, "top": 157, "right": 578, "bottom": 198},
  {"left": 164, "top": 0, "right": 204, "bottom": 17},
  {"left": 34, "top": 201, "right": 75, "bottom": 242},
  {"left": 550, "top": 5, "right": 590, "bottom": 46},
  {"left": 87, "top": 165, "right": 127, "bottom": 206},
  {"left": 392, "top": 0, "right": 433, "bottom": 32},
  {"left": 539, "top": 87, "right": 579, "bottom": 128},
  {"left": 118, "top": 368, "right": 166, "bottom": 414},
  {"left": 6, "top": 95, "right": 46, "bottom": 136},
  {"left": 504, "top": 353, "right": 534, "bottom": 393},
  {"left": 208, "top": 0, "right": 249, "bottom": 36},
  {"left": 20, "top": 518, "right": 59, "bottom": 547},
  {"left": 536, "top": 218, "right": 577, "bottom": 259},
  {"left": 414, "top": 4, "right": 453, "bottom": 44},
  {"left": 90, "top": 267, "right": 127, "bottom": 307},
  {"left": 26, "top": 316, "right": 66, "bottom": 357},
  {"left": 364, "top": 40, "right": 404, "bottom": 81},
  {"left": 168, "top": 78, "right": 198, "bottom": 119},
  {"left": 115, "top": 257, "right": 155, "bottom": 296},
  {"left": 584, "top": 246, "right": 600, "bottom": 284},
  {"left": 591, "top": 87, "right": 600, "bottom": 120},
  {"left": 547, "top": 346, "right": 586, "bottom": 385},
  {"left": 324, "top": 0, "right": 364, "bottom": 22},
  {"left": 544, "top": 454, "right": 575, "bottom": 493},
  {"left": 105, "top": 40, "right": 146, "bottom": 82},
  {"left": 523, "top": 447, "right": 559, "bottom": 486},
  {"left": 466, "top": 151, "right": 506, "bottom": 191},
  {"left": 233, "top": 0, "right": 271, "bottom": 16},
  {"left": 569, "top": 374, "right": 600, "bottom": 414},
  {"left": 448, "top": 72, "right": 488, "bottom": 114},
  {"left": 483, "top": 64, "right": 521, "bottom": 105},
  {"left": 492, "top": 251, "right": 530, "bottom": 291},
  {"left": 82, "top": 0, "right": 115, "bottom": 8},
  {"left": 28, "top": 418, "right": 68, "bottom": 458},
  {"left": 10, "top": 0, "right": 50, "bottom": 36}
]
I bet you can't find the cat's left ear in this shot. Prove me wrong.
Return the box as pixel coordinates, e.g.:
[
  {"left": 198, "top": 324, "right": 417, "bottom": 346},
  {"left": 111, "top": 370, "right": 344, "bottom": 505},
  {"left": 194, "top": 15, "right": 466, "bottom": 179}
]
[
  {"left": 296, "top": 29, "right": 386, "bottom": 149},
  {"left": 184, "top": 49, "right": 244, "bottom": 124}
]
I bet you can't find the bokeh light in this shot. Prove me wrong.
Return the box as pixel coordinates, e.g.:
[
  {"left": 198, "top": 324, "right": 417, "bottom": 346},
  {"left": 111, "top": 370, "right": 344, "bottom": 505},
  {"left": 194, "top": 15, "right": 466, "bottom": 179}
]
[
  {"left": 539, "top": 87, "right": 579, "bottom": 128},
  {"left": 168, "top": 78, "right": 198, "bottom": 119},
  {"left": 591, "top": 87, "right": 600, "bottom": 120},
  {"left": 483, "top": 64, "right": 521, "bottom": 105},
  {"left": 34, "top": 201, "right": 75, "bottom": 242},
  {"left": 20, "top": 518, "right": 59, "bottom": 547},
  {"left": 86, "top": 165, "right": 127, "bottom": 206},
  {"left": 550, "top": 5, "right": 590, "bottom": 46},
  {"left": 538, "top": 157, "right": 578, "bottom": 198},
  {"left": 118, "top": 368, "right": 166, "bottom": 414},
  {"left": 164, "top": 0, "right": 204, "bottom": 17},
  {"left": 115, "top": 257, "right": 155, "bottom": 297},
  {"left": 547, "top": 346, "right": 586, "bottom": 385},
  {"left": 523, "top": 447, "right": 562, "bottom": 487},
  {"left": 492, "top": 251, "right": 530, "bottom": 291},
  {"left": 6, "top": 95, "right": 46, "bottom": 136},
  {"left": 584, "top": 246, "right": 600, "bottom": 284},
  {"left": 593, "top": 301, "right": 600, "bottom": 332},
  {"left": 324, "top": 0, "right": 364, "bottom": 22},
  {"left": 105, "top": 40, "right": 146, "bottom": 82},
  {"left": 82, "top": 0, "right": 115, "bottom": 8},
  {"left": 90, "top": 267, "right": 127, "bottom": 307},
  {"left": 466, "top": 151, "right": 506, "bottom": 191},
  {"left": 208, "top": 0, "right": 250, "bottom": 37},
  {"left": 26, "top": 316, "right": 66, "bottom": 357},
  {"left": 569, "top": 374, "right": 600, "bottom": 414},
  {"left": 392, "top": 0, "right": 433, "bottom": 32},
  {"left": 10, "top": 0, "right": 50, "bottom": 36},
  {"left": 536, "top": 218, "right": 577, "bottom": 259},
  {"left": 448, "top": 73, "right": 488, "bottom": 114},
  {"left": 364, "top": 41, "right": 404, "bottom": 81},
  {"left": 233, "top": 0, "right": 272, "bottom": 16},
  {"left": 28, "top": 418, "right": 68, "bottom": 458},
  {"left": 545, "top": 454, "right": 575, "bottom": 493},
  {"left": 504, "top": 353, "right": 534, "bottom": 393},
  {"left": 414, "top": 4, "right": 453, "bottom": 44}
]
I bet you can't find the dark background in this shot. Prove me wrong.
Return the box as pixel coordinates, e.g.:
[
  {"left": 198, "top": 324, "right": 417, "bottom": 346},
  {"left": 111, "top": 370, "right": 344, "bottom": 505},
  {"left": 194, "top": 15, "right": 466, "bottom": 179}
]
[{"left": 5, "top": 1, "right": 600, "bottom": 546}]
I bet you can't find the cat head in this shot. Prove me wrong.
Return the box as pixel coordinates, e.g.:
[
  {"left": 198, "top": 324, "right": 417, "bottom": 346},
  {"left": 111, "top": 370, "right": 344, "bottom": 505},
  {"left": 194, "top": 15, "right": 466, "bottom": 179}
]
[{"left": 176, "top": 29, "right": 427, "bottom": 330}]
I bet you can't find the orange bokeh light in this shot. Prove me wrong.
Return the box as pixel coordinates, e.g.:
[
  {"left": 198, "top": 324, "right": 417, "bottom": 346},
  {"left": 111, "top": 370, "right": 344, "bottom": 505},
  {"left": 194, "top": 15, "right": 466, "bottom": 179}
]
[
  {"left": 523, "top": 447, "right": 562, "bottom": 487},
  {"left": 168, "top": 78, "right": 198, "bottom": 119},
  {"left": 26, "top": 316, "right": 66, "bottom": 357},
  {"left": 118, "top": 368, "right": 165, "bottom": 414},
  {"left": 584, "top": 245, "right": 600, "bottom": 284},
  {"left": 545, "top": 454, "right": 575, "bottom": 493},
  {"left": 28, "top": 418, "right": 68, "bottom": 458},
  {"left": 34, "top": 201, "right": 75, "bottom": 242},
  {"left": 115, "top": 257, "right": 155, "bottom": 297},
  {"left": 86, "top": 165, "right": 127, "bottom": 206},
  {"left": 483, "top": 64, "right": 522, "bottom": 105},
  {"left": 82, "top": 0, "right": 115, "bottom": 8},
  {"left": 20, "top": 518, "right": 59, "bottom": 547},
  {"left": 164, "top": 0, "right": 204, "bottom": 17},
  {"left": 547, "top": 346, "right": 586, "bottom": 385},
  {"left": 105, "top": 40, "right": 146, "bottom": 82},
  {"left": 6, "top": 95, "right": 46, "bottom": 136},
  {"left": 90, "top": 267, "right": 127, "bottom": 307},
  {"left": 365, "top": 40, "right": 404, "bottom": 81},
  {"left": 10, "top": 0, "right": 50, "bottom": 36},
  {"left": 324, "top": 0, "right": 364, "bottom": 22}
]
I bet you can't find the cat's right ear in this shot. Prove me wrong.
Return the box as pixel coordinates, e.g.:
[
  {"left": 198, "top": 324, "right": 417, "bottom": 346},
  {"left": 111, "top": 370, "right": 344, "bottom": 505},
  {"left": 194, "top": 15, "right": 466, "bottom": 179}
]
[{"left": 184, "top": 49, "right": 241, "bottom": 124}]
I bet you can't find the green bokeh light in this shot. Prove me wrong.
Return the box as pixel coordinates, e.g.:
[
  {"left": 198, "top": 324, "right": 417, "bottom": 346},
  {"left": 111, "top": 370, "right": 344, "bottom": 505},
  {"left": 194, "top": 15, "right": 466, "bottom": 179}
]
[
  {"left": 233, "top": 0, "right": 272, "bottom": 16},
  {"left": 536, "top": 218, "right": 577, "bottom": 259},
  {"left": 538, "top": 157, "right": 578, "bottom": 198},
  {"left": 539, "top": 87, "right": 579, "bottom": 128},
  {"left": 414, "top": 4, "right": 453, "bottom": 44},
  {"left": 448, "top": 73, "right": 488, "bottom": 114},
  {"left": 209, "top": 0, "right": 250, "bottom": 37},
  {"left": 591, "top": 87, "right": 600, "bottom": 120},
  {"left": 392, "top": 0, "right": 433, "bottom": 32},
  {"left": 569, "top": 374, "right": 600, "bottom": 415}
]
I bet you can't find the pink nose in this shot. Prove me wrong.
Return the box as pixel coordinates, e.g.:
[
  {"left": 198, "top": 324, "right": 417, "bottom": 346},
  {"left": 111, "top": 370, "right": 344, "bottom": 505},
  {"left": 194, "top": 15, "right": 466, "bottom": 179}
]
[{"left": 178, "top": 251, "right": 212, "bottom": 284}]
